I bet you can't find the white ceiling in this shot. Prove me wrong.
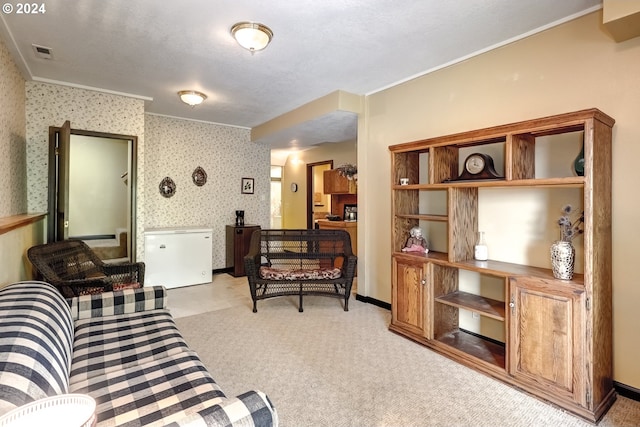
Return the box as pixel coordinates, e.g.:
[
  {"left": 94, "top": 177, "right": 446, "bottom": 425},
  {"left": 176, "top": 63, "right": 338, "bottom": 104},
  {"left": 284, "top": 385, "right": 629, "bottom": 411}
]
[{"left": 0, "top": 0, "right": 601, "bottom": 150}]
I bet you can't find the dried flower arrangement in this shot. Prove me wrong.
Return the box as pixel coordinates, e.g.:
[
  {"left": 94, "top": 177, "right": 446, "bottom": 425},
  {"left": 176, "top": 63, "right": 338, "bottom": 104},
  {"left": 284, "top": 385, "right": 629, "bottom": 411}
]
[
  {"left": 336, "top": 163, "right": 357, "bottom": 180},
  {"left": 558, "top": 204, "right": 584, "bottom": 242}
]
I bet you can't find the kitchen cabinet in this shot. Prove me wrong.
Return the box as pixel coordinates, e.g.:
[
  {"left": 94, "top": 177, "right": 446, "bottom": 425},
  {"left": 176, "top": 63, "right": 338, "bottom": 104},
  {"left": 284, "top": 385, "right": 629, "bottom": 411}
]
[{"left": 323, "top": 169, "right": 356, "bottom": 194}]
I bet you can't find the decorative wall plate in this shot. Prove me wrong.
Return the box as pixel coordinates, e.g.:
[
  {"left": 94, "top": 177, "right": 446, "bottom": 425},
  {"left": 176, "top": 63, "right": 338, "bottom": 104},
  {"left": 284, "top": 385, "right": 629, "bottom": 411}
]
[
  {"left": 159, "top": 176, "right": 176, "bottom": 198},
  {"left": 192, "top": 166, "right": 207, "bottom": 186}
]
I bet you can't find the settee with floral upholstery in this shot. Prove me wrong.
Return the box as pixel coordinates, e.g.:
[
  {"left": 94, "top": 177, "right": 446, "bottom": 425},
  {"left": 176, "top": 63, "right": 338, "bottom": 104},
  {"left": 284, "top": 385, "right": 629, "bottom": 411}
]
[{"left": 244, "top": 228, "right": 357, "bottom": 313}]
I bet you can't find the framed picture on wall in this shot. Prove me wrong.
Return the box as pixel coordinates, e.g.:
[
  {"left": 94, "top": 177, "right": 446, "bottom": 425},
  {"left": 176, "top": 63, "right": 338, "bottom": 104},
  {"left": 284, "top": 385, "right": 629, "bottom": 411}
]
[{"left": 241, "top": 178, "right": 254, "bottom": 194}]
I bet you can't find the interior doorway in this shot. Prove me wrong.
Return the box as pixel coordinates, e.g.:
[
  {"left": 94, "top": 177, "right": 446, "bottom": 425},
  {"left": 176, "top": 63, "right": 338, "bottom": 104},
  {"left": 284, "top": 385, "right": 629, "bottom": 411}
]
[
  {"left": 306, "top": 161, "right": 333, "bottom": 229},
  {"left": 270, "top": 166, "right": 283, "bottom": 228},
  {"left": 48, "top": 123, "right": 138, "bottom": 261}
]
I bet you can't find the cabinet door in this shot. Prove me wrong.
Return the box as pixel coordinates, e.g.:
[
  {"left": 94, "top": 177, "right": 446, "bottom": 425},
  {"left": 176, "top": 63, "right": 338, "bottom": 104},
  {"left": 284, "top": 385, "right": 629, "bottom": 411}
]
[
  {"left": 509, "top": 277, "right": 586, "bottom": 406},
  {"left": 323, "top": 169, "right": 355, "bottom": 194},
  {"left": 392, "top": 256, "right": 430, "bottom": 338},
  {"left": 231, "top": 226, "right": 260, "bottom": 277}
]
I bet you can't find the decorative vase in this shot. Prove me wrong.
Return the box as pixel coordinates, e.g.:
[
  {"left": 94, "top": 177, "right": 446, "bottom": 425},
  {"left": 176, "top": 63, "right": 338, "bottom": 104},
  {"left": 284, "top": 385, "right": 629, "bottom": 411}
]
[
  {"left": 550, "top": 240, "right": 575, "bottom": 280},
  {"left": 573, "top": 142, "right": 585, "bottom": 176}
]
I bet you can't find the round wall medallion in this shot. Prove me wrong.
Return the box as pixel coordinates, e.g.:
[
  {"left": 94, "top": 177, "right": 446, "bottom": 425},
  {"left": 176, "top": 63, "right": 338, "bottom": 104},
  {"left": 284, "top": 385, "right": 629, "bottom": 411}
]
[
  {"left": 192, "top": 166, "right": 207, "bottom": 186},
  {"left": 159, "top": 176, "right": 176, "bottom": 198}
]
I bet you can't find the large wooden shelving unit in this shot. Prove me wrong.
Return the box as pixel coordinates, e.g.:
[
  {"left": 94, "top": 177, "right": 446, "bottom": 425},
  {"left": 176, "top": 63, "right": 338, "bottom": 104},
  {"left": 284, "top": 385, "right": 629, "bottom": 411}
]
[{"left": 388, "top": 109, "right": 615, "bottom": 423}]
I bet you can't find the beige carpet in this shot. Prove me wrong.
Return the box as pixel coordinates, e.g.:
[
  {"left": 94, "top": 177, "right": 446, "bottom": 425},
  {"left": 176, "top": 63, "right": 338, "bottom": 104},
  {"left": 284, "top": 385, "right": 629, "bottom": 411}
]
[{"left": 174, "top": 295, "right": 639, "bottom": 427}]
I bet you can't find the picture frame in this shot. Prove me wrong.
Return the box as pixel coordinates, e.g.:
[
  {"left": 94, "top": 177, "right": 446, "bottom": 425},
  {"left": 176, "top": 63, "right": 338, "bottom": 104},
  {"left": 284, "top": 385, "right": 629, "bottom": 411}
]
[
  {"left": 241, "top": 177, "right": 254, "bottom": 194},
  {"left": 343, "top": 204, "right": 357, "bottom": 221}
]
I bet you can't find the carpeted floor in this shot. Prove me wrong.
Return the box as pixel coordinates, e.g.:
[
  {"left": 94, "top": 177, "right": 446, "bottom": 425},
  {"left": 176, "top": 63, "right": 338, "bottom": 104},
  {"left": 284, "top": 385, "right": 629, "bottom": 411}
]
[{"left": 174, "top": 295, "right": 640, "bottom": 427}]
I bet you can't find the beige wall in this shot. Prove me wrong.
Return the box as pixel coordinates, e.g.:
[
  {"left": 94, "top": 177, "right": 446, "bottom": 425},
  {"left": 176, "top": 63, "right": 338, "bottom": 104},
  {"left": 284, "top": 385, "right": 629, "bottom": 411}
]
[
  {"left": 0, "top": 219, "right": 45, "bottom": 286},
  {"left": 360, "top": 11, "right": 640, "bottom": 387},
  {"left": 282, "top": 139, "right": 357, "bottom": 228}
]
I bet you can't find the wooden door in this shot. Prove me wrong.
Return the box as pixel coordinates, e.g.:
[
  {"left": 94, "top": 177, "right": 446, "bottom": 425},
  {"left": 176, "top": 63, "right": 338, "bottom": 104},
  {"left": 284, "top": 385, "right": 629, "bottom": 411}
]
[
  {"left": 56, "top": 121, "right": 71, "bottom": 241},
  {"left": 392, "top": 255, "right": 429, "bottom": 338},
  {"left": 509, "top": 277, "right": 586, "bottom": 407}
]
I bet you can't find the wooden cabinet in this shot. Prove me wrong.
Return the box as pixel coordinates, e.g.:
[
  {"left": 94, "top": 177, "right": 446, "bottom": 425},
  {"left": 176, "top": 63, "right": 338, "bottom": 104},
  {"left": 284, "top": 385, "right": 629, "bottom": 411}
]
[
  {"left": 316, "top": 220, "right": 357, "bottom": 255},
  {"left": 323, "top": 169, "right": 356, "bottom": 194},
  {"left": 509, "top": 277, "right": 586, "bottom": 407},
  {"left": 391, "top": 255, "right": 429, "bottom": 338},
  {"left": 225, "top": 225, "right": 260, "bottom": 277},
  {"left": 388, "top": 109, "right": 615, "bottom": 422}
]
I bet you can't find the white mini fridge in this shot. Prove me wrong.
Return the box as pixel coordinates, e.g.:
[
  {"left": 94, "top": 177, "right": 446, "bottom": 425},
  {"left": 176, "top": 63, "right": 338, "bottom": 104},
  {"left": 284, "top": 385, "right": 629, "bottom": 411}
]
[{"left": 144, "top": 227, "right": 213, "bottom": 288}]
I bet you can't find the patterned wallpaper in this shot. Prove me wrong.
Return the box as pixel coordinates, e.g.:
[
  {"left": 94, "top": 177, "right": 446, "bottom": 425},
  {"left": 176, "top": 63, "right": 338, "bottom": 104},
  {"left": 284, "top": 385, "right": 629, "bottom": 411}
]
[
  {"left": 144, "top": 114, "right": 270, "bottom": 269},
  {"left": 25, "top": 82, "right": 146, "bottom": 258},
  {"left": 0, "top": 38, "right": 26, "bottom": 217},
  {"left": 19, "top": 81, "right": 269, "bottom": 269}
]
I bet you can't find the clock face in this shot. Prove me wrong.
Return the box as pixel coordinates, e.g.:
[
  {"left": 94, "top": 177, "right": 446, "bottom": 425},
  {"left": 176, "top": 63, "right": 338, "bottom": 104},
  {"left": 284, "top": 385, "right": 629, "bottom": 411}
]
[
  {"left": 465, "top": 154, "right": 486, "bottom": 175},
  {"left": 291, "top": 183, "right": 298, "bottom": 192}
]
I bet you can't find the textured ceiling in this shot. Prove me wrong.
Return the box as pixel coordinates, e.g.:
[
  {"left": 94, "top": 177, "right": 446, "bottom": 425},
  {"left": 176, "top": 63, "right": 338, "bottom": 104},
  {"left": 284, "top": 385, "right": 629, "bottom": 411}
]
[{"left": 0, "top": 0, "right": 601, "bottom": 149}]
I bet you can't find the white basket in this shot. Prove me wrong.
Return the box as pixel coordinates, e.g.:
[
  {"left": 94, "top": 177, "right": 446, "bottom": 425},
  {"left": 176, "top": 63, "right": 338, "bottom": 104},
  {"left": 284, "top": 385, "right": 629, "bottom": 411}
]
[{"left": 0, "top": 394, "right": 96, "bottom": 427}]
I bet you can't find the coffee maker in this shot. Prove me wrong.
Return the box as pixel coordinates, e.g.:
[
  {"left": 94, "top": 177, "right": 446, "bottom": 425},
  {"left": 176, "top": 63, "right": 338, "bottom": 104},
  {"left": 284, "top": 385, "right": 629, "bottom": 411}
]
[{"left": 235, "top": 210, "right": 245, "bottom": 227}]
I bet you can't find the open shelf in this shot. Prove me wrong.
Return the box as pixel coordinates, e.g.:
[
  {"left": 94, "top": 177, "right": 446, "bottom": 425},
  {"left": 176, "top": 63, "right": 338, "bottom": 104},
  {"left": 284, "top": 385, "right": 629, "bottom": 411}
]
[
  {"left": 395, "top": 214, "right": 448, "bottom": 222},
  {"left": 392, "top": 176, "right": 585, "bottom": 190},
  {"left": 435, "top": 329, "right": 505, "bottom": 369},
  {"left": 392, "top": 250, "right": 449, "bottom": 263},
  {"left": 435, "top": 291, "right": 505, "bottom": 321},
  {"left": 453, "top": 259, "right": 585, "bottom": 284},
  {"left": 0, "top": 213, "right": 47, "bottom": 235},
  {"left": 395, "top": 253, "right": 585, "bottom": 284}
]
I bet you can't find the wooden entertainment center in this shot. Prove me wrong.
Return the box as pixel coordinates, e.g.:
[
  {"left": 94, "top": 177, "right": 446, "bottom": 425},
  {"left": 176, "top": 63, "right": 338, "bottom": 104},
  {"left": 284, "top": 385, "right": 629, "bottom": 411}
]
[{"left": 388, "top": 109, "right": 615, "bottom": 422}]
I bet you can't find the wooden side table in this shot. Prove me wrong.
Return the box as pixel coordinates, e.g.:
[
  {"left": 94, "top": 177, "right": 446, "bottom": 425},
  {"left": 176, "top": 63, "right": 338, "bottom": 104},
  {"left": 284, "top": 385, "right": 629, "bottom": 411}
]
[{"left": 225, "top": 225, "right": 260, "bottom": 277}]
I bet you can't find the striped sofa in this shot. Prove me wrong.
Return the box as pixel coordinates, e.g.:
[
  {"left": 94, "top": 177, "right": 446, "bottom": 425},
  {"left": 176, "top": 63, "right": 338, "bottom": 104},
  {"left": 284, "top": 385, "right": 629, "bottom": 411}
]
[{"left": 0, "top": 281, "right": 278, "bottom": 426}]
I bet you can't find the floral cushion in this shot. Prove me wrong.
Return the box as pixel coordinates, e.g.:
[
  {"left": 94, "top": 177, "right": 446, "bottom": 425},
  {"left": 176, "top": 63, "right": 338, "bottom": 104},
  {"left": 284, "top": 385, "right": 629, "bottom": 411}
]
[
  {"left": 259, "top": 266, "right": 342, "bottom": 280},
  {"left": 78, "top": 282, "right": 141, "bottom": 296}
]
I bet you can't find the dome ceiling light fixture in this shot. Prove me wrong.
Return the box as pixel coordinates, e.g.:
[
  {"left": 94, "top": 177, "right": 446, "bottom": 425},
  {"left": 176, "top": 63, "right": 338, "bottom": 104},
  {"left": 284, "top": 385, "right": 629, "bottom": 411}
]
[
  {"left": 178, "top": 90, "right": 207, "bottom": 106},
  {"left": 231, "top": 21, "right": 273, "bottom": 53}
]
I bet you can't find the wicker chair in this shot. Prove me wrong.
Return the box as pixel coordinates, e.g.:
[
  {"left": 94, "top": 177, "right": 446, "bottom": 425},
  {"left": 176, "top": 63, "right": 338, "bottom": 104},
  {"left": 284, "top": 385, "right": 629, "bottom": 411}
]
[{"left": 27, "top": 239, "right": 145, "bottom": 298}]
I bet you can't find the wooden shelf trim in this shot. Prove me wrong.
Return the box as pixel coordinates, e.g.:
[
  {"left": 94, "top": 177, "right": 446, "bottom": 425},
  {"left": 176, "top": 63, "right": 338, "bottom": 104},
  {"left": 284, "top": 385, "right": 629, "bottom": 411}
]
[
  {"left": 392, "top": 176, "right": 585, "bottom": 189},
  {"left": 435, "top": 291, "right": 505, "bottom": 321},
  {"left": 0, "top": 213, "right": 47, "bottom": 236},
  {"left": 395, "top": 214, "right": 448, "bottom": 222},
  {"left": 392, "top": 251, "right": 585, "bottom": 284},
  {"left": 388, "top": 108, "right": 614, "bottom": 152}
]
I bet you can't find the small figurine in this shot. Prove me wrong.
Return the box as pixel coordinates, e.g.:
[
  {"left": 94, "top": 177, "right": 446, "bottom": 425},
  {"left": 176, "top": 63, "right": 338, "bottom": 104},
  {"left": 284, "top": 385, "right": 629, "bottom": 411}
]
[{"left": 402, "top": 226, "right": 429, "bottom": 253}]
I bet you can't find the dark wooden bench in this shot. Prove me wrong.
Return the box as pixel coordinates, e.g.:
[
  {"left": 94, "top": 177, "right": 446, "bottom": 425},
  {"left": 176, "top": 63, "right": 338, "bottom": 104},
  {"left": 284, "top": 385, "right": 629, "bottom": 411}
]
[{"left": 244, "top": 229, "right": 357, "bottom": 312}]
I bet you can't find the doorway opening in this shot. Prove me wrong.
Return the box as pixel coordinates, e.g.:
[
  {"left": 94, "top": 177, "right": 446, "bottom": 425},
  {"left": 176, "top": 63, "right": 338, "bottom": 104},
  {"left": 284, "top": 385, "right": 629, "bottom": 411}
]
[
  {"left": 306, "top": 161, "right": 333, "bottom": 229},
  {"left": 270, "top": 166, "right": 283, "bottom": 228},
  {"left": 48, "top": 123, "right": 138, "bottom": 262}
]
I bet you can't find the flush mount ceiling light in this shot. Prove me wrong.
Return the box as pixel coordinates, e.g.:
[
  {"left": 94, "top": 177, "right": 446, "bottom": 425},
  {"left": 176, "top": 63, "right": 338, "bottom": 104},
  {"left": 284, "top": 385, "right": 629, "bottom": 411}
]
[
  {"left": 178, "top": 90, "right": 207, "bottom": 106},
  {"left": 231, "top": 22, "right": 273, "bottom": 52}
]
